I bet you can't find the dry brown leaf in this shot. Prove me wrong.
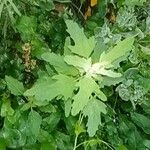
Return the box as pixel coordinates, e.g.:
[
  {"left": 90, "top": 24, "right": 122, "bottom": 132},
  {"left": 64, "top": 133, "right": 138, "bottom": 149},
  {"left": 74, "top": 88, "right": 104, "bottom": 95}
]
[
  {"left": 84, "top": 6, "right": 91, "bottom": 20},
  {"left": 91, "top": 0, "right": 97, "bottom": 7}
]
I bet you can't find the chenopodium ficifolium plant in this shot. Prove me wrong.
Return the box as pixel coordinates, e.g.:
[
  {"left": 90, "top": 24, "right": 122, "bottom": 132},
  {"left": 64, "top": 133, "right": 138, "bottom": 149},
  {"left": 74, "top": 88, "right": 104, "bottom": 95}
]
[{"left": 24, "top": 20, "right": 134, "bottom": 137}]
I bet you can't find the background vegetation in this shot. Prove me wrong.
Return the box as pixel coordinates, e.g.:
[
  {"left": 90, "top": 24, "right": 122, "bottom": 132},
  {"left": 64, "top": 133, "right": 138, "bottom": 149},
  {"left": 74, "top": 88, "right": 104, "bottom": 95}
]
[{"left": 0, "top": 0, "right": 150, "bottom": 149}]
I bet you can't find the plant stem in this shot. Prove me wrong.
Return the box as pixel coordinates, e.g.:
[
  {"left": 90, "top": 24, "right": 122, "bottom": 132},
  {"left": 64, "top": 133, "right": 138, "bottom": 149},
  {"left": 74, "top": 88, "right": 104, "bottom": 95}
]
[{"left": 73, "top": 134, "right": 78, "bottom": 150}]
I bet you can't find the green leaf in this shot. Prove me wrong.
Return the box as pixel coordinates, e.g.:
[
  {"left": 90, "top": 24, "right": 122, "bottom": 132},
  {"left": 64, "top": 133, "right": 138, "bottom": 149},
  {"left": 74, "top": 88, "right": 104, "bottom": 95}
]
[
  {"left": 41, "top": 142, "right": 56, "bottom": 150},
  {"left": 8, "top": 0, "right": 21, "bottom": 16},
  {"left": 0, "top": 138, "right": 6, "bottom": 150},
  {"left": 42, "top": 52, "right": 79, "bottom": 76},
  {"left": 1, "top": 99, "right": 14, "bottom": 117},
  {"left": 54, "top": 131, "right": 73, "bottom": 150},
  {"left": 131, "top": 113, "right": 150, "bottom": 134},
  {"left": 36, "top": 0, "right": 55, "bottom": 11},
  {"left": 99, "top": 37, "right": 134, "bottom": 68},
  {"left": 16, "top": 16, "right": 37, "bottom": 40},
  {"left": 119, "top": 144, "right": 128, "bottom": 150},
  {"left": 5, "top": 76, "right": 25, "bottom": 96},
  {"left": 24, "top": 74, "right": 76, "bottom": 101},
  {"left": 102, "top": 76, "right": 124, "bottom": 86},
  {"left": 71, "top": 76, "right": 106, "bottom": 116},
  {"left": 97, "top": 68, "right": 122, "bottom": 78},
  {"left": 140, "top": 45, "right": 150, "bottom": 55},
  {"left": 124, "top": 0, "right": 146, "bottom": 6},
  {"left": 64, "top": 55, "right": 91, "bottom": 73},
  {"left": 83, "top": 99, "right": 107, "bottom": 137},
  {"left": 42, "top": 112, "right": 60, "bottom": 132},
  {"left": 28, "top": 110, "right": 42, "bottom": 137},
  {"left": 143, "top": 140, "right": 150, "bottom": 149},
  {"left": 65, "top": 20, "right": 95, "bottom": 58}
]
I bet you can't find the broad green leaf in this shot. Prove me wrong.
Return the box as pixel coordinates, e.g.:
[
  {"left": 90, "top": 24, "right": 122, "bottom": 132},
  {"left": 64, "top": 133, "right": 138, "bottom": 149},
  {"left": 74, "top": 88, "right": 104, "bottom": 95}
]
[
  {"left": 101, "top": 76, "right": 124, "bottom": 86},
  {"left": 99, "top": 37, "right": 134, "bottom": 68},
  {"left": 36, "top": 0, "right": 55, "bottom": 11},
  {"left": 71, "top": 76, "right": 106, "bottom": 116},
  {"left": 28, "top": 110, "right": 42, "bottom": 137},
  {"left": 131, "top": 113, "right": 150, "bottom": 134},
  {"left": 42, "top": 52, "right": 79, "bottom": 76},
  {"left": 41, "top": 142, "right": 56, "bottom": 150},
  {"left": 0, "top": 138, "right": 6, "bottom": 150},
  {"left": 1, "top": 99, "right": 14, "bottom": 117},
  {"left": 52, "top": 74, "right": 76, "bottom": 100},
  {"left": 2, "top": 128, "right": 26, "bottom": 148},
  {"left": 140, "top": 45, "right": 150, "bottom": 55},
  {"left": 54, "top": 131, "right": 73, "bottom": 150},
  {"left": 124, "top": 0, "right": 146, "bottom": 6},
  {"left": 83, "top": 99, "right": 107, "bottom": 137},
  {"left": 16, "top": 16, "right": 37, "bottom": 40},
  {"left": 119, "top": 144, "right": 128, "bottom": 150},
  {"left": 64, "top": 55, "right": 91, "bottom": 73},
  {"left": 143, "top": 140, "right": 150, "bottom": 149},
  {"left": 42, "top": 112, "right": 60, "bottom": 132},
  {"left": 24, "top": 74, "right": 76, "bottom": 101},
  {"left": 5, "top": 76, "right": 25, "bottom": 96},
  {"left": 66, "top": 20, "right": 95, "bottom": 58},
  {"left": 119, "top": 119, "right": 141, "bottom": 149}
]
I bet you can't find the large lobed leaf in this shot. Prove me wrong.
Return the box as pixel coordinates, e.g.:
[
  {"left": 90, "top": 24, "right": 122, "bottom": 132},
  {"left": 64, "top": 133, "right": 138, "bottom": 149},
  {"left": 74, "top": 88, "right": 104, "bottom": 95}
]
[
  {"left": 24, "top": 74, "right": 76, "bottom": 101},
  {"left": 83, "top": 99, "right": 107, "bottom": 137},
  {"left": 65, "top": 20, "right": 95, "bottom": 58},
  {"left": 71, "top": 76, "right": 106, "bottom": 116},
  {"left": 42, "top": 52, "right": 79, "bottom": 76},
  {"left": 99, "top": 37, "right": 134, "bottom": 68}
]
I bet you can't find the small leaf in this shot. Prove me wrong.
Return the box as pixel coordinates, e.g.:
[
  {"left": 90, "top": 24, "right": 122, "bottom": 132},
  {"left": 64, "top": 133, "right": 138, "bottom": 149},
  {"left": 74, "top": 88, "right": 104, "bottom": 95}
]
[
  {"left": 28, "top": 110, "right": 42, "bottom": 137},
  {"left": 83, "top": 99, "right": 107, "bottom": 136},
  {"left": 64, "top": 99, "right": 72, "bottom": 117},
  {"left": 140, "top": 45, "right": 150, "bottom": 55},
  {"left": 1, "top": 99, "right": 14, "bottom": 117},
  {"left": 66, "top": 20, "right": 95, "bottom": 58},
  {"left": 5, "top": 76, "right": 25, "bottom": 96}
]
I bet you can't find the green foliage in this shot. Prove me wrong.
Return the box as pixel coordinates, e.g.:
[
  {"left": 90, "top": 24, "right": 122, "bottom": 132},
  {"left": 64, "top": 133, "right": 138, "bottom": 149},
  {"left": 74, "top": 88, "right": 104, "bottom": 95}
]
[
  {"left": 0, "top": 0, "right": 150, "bottom": 149},
  {"left": 5, "top": 76, "right": 25, "bottom": 96},
  {"left": 83, "top": 99, "right": 107, "bottom": 137},
  {"left": 66, "top": 20, "right": 95, "bottom": 58},
  {"left": 28, "top": 110, "right": 42, "bottom": 137}
]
